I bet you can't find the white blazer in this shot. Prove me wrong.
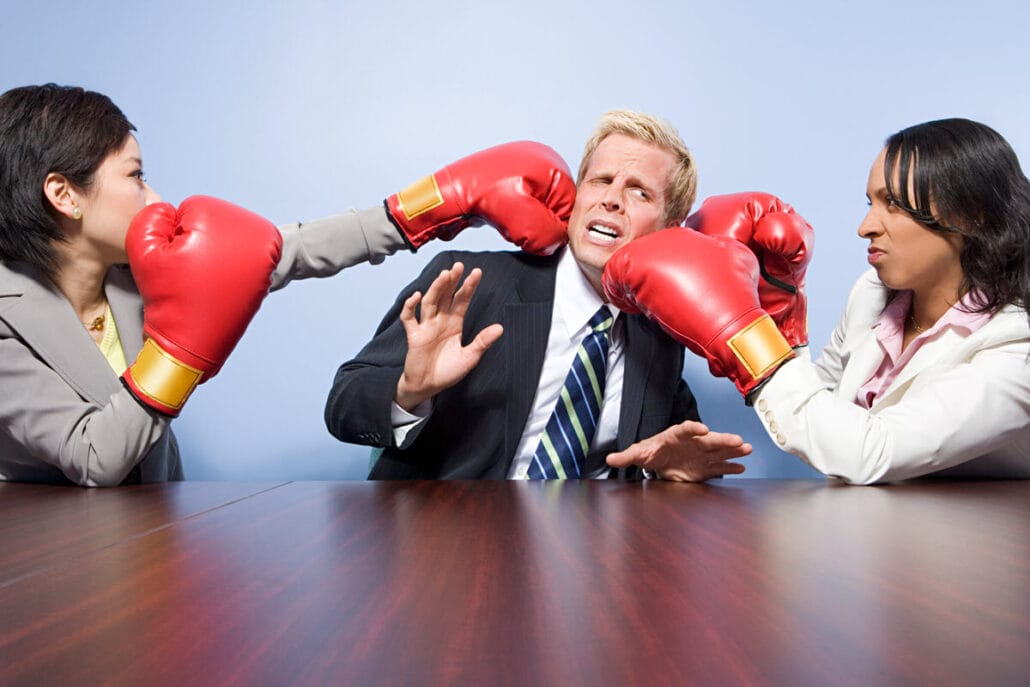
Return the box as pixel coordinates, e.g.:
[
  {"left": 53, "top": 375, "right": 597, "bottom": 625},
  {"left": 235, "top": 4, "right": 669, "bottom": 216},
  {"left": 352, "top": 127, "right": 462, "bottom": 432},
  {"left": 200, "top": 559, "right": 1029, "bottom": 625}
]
[{"left": 753, "top": 269, "right": 1030, "bottom": 484}]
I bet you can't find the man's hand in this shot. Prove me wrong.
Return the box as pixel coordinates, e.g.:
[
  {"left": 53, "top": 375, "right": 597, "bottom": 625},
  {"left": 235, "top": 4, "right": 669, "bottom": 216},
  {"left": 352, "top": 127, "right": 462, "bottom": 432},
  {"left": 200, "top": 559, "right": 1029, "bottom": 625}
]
[
  {"left": 394, "top": 262, "right": 502, "bottom": 411},
  {"left": 606, "top": 420, "right": 751, "bottom": 482}
]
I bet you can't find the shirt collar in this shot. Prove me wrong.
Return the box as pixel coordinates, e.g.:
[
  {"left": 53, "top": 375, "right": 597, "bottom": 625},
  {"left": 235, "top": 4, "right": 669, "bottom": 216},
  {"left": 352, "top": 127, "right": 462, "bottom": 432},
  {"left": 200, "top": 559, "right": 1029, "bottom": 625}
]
[
  {"left": 555, "top": 247, "right": 620, "bottom": 338},
  {"left": 873, "top": 289, "right": 993, "bottom": 339}
]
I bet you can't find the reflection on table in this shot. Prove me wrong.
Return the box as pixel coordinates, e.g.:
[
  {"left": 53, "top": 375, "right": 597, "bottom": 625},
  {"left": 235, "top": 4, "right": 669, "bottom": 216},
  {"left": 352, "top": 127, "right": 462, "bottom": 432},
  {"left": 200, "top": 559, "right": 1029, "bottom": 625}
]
[{"left": 1, "top": 479, "right": 1027, "bottom": 685}]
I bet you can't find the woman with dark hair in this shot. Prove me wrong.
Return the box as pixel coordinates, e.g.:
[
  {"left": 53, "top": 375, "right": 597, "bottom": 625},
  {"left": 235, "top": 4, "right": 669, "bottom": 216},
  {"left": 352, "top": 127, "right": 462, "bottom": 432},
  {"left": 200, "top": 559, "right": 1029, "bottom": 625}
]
[
  {"left": 0, "top": 83, "right": 573, "bottom": 486},
  {"left": 760, "top": 117, "right": 1030, "bottom": 484},
  {"left": 604, "top": 118, "right": 1030, "bottom": 484}
]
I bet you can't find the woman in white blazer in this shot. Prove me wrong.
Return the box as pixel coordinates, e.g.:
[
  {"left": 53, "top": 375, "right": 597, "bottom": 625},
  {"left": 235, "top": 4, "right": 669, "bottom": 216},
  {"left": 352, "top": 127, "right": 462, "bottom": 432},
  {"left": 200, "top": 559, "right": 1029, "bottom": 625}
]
[
  {"left": 607, "top": 118, "right": 1029, "bottom": 484},
  {"left": 750, "top": 118, "right": 1030, "bottom": 484}
]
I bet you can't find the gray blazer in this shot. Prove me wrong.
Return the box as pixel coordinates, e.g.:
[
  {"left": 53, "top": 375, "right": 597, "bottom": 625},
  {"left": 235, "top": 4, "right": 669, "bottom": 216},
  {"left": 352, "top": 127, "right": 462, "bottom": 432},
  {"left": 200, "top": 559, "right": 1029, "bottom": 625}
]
[{"left": 0, "top": 207, "right": 407, "bottom": 486}]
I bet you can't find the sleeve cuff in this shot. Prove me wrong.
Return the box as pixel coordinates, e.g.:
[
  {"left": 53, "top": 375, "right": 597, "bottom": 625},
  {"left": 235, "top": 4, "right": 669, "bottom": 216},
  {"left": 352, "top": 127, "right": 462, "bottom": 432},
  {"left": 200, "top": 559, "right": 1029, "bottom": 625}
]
[{"left": 391, "top": 399, "right": 432, "bottom": 449}]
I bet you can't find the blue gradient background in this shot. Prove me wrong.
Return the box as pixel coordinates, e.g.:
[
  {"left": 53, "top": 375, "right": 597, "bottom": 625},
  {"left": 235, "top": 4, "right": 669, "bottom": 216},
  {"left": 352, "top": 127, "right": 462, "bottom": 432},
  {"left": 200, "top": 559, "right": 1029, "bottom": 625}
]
[{"left": 3, "top": 1, "right": 1027, "bottom": 479}]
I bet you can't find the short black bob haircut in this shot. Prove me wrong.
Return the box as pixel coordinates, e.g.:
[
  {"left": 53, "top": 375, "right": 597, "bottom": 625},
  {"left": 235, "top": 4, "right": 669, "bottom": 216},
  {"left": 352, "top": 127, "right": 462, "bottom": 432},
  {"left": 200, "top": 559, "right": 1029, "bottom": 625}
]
[{"left": 0, "top": 83, "right": 136, "bottom": 275}]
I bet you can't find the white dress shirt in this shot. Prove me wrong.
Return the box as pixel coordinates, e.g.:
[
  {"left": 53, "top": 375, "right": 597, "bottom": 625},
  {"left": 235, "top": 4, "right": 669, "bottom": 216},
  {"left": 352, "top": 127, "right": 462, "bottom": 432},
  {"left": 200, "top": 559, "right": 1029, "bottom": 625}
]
[
  {"left": 391, "top": 248, "right": 625, "bottom": 478},
  {"left": 506, "top": 248, "right": 624, "bottom": 479}
]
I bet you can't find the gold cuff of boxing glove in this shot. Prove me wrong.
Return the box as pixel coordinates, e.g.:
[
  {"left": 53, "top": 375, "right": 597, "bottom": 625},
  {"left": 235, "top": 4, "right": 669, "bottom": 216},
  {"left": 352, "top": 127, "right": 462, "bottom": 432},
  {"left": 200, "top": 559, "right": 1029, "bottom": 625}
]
[
  {"left": 128, "top": 339, "right": 204, "bottom": 411},
  {"left": 395, "top": 175, "right": 445, "bottom": 221},
  {"left": 727, "top": 314, "right": 794, "bottom": 380}
]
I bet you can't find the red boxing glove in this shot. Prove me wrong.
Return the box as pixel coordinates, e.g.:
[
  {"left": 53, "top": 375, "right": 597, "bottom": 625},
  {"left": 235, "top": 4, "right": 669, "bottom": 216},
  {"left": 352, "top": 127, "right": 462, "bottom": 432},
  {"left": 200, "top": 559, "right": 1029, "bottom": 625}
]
[
  {"left": 603, "top": 228, "right": 794, "bottom": 397},
  {"left": 686, "top": 192, "right": 813, "bottom": 348},
  {"left": 386, "top": 141, "right": 574, "bottom": 255},
  {"left": 122, "top": 196, "right": 283, "bottom": 416}
]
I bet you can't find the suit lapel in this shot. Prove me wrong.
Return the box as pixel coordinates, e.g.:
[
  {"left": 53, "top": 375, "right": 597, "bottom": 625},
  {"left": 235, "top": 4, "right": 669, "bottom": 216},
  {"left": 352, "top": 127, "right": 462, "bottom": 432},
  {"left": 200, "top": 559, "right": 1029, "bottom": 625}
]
[
  {"left": 875, "top": 329, "right": 963, "bottom": 403},
  {"left": 616, "top": 314, "right": 653, "bottom": 450},
  {"left": 873, "top": 307, "right": 1029, "bottom": 408},
  {"left": 834, "top": 327, "right": 885, "bottom": 402},
  {"left": 502, "top": 255, "right": 559, "bottom": 467},
  {"left": 0, "top": 262, "right": 124, "bottom": 406}
]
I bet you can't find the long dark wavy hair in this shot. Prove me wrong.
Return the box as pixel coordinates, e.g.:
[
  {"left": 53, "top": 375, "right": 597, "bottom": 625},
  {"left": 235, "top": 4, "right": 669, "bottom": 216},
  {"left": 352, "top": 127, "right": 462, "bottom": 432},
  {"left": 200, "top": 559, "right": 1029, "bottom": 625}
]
[{"left": 884, "top": 118, "right": 1030, "bottom": 320}]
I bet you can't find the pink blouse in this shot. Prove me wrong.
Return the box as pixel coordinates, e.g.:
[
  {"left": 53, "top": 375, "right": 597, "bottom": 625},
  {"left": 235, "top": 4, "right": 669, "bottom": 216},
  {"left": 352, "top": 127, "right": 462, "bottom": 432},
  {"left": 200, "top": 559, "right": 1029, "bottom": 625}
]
[{"left": 857, "top": 290, "right": 991, "bottom": 409}]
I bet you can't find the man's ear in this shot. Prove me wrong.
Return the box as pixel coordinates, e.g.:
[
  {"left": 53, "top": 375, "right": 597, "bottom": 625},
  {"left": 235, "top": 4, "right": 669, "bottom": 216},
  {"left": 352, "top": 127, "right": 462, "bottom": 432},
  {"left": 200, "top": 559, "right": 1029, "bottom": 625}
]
[{"left": 43, "top": 172, "right": 82, "bottom": 220}]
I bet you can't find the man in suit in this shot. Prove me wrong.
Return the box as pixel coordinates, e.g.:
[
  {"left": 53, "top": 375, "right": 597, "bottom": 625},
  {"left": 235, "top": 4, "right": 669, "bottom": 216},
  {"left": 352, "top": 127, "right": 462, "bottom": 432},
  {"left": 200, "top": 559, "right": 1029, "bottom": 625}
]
[{"left": 325, "top": 110, "right": 752, "bottom": 480}]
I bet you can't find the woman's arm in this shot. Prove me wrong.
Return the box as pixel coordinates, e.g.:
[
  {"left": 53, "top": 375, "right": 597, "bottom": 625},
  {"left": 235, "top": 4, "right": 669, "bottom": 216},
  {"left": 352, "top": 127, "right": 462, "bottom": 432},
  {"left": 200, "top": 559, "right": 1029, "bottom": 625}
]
[
  {"left": 270, "top": 207, "right": 409, "bottom": 290},
  {"left": 753, "top": 323, "right": 1030, "bottom": 484}
]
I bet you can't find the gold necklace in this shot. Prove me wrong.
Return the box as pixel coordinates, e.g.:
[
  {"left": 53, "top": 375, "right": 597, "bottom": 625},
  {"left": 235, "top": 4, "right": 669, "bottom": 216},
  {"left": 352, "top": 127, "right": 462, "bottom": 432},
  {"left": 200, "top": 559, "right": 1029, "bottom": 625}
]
[
  {"left": 908, "top": 312, "right": 926, "bottom": 334},
  {"left": 82, "top": 303, "right": 107, "bottom": 332}
]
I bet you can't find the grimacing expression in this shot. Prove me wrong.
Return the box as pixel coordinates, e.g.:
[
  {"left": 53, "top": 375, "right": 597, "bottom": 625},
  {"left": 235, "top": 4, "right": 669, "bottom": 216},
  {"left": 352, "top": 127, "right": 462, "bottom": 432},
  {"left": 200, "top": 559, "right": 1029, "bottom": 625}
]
[
  {"left": 859, "top": 147, "right": 963, "bottom": 299},
  {"left": 567, "top": 133, "right": 678, "bottom": 294}
]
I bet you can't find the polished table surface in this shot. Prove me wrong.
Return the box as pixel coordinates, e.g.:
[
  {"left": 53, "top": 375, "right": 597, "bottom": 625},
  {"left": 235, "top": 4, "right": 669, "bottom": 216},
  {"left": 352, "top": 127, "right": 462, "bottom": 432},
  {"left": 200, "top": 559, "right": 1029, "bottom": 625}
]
[{"left": 1, "top": 479, "right": 1028, "bottom": 686}]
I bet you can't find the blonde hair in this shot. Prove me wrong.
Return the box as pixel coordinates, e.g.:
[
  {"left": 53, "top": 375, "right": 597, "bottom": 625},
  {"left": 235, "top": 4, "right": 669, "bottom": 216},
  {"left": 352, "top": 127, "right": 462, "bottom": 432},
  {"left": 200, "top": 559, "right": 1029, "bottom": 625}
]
[{"left": 577, "top": 109, "right": 697, "bottom": 226}]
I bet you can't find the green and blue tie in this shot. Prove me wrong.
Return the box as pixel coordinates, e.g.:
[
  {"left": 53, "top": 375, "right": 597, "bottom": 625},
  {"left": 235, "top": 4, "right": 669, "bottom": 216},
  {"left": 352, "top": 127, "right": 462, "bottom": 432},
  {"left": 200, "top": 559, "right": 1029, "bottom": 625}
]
[{"left": 527, "top": 306, "right": 614, "bottom": 479}]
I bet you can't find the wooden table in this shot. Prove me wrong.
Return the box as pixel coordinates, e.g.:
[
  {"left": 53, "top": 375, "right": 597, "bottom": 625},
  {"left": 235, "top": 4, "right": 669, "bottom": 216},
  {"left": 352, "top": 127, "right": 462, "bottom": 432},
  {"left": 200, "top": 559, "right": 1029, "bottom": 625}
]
[{"left": 1, "top": 479, "right": 1027, "bottom": 686}]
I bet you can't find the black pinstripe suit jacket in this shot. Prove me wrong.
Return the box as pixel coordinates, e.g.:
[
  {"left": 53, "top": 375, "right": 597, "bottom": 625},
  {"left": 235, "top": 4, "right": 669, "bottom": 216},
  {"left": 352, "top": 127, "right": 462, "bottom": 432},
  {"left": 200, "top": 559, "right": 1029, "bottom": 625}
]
[{"left": 324, "top": 249, "right": 699, "bottom": 479}]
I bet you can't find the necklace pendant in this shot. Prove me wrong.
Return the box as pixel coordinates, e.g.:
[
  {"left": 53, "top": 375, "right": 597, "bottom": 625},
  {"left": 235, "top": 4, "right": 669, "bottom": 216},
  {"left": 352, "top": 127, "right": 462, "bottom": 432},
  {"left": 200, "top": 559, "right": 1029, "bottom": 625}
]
[{"left": 86, "top": 316, "right": 105, "bottom": 332}]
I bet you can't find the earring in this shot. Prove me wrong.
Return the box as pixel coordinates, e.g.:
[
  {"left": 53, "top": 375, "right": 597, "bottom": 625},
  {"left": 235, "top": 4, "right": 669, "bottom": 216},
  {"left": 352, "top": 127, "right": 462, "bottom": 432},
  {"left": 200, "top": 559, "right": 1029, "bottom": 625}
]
[{"left": 72, "top": 207, "right": 82, "bottom": 220}]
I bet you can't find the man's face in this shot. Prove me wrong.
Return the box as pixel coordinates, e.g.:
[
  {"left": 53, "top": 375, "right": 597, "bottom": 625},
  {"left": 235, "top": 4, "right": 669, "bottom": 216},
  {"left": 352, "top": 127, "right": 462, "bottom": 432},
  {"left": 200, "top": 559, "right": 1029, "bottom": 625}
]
[{"left": 567, "top": 133, "right": 678, "bottom": 295}]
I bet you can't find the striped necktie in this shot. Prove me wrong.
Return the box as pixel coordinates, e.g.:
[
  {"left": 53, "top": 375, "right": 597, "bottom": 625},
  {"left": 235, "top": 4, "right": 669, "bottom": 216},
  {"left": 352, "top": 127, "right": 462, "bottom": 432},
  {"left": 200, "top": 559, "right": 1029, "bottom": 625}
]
[{"left": 527, "top": 306, "right": 614, "bottom": 479}]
